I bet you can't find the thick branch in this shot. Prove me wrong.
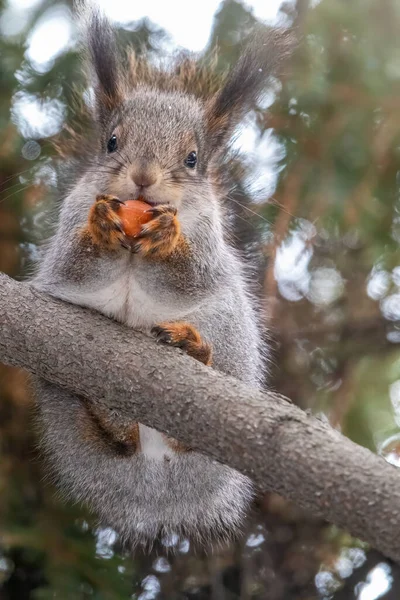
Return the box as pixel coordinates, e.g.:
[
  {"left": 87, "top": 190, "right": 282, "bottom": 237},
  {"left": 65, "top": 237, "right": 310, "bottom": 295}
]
[{"left": 0, "top": 272, "right": 399, "bottom": 562}]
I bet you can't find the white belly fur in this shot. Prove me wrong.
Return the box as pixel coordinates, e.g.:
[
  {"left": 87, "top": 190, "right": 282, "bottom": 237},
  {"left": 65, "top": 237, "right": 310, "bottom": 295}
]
[
  {"left": 139, "top": 424, "right": 173, "bottom": 460},
  {"left": 59, "top": 271, "right": 185, "bottom": 461}
]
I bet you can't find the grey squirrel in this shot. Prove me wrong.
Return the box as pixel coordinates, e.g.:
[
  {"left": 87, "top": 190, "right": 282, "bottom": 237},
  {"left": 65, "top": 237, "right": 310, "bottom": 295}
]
[{"left": 32, "top": 8, "right": 292, "bottom": 548}]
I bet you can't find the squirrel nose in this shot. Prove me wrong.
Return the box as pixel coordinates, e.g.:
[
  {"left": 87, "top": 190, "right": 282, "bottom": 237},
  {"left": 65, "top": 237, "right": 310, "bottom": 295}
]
[{"left": 130, "top": 162, "right": 159, "bottom": 188}]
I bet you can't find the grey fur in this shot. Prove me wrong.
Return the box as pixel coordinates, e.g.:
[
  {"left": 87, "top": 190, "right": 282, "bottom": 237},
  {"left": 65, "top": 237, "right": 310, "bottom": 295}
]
[
  {"left": 31, "top": 9, "right": 289, "bottom": 547},
  {"left": 36, "top": 380, "right": 254, "bottom": 548}
]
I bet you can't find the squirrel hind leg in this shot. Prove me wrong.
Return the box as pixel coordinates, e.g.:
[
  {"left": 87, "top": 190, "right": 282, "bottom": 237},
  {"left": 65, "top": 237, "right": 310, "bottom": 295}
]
[
  {"left": 79, "top": 397, "right": 140, "bottom": 456},
  {"left": 151, "top": 322, "right": 212, "bottom": 366}
]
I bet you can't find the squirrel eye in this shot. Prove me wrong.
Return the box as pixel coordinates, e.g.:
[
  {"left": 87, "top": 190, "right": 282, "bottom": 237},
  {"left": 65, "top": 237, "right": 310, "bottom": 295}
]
[
  {"left": 184, "top": 151, "right": 197, "bottom": 169},
  {"left": 107, "top": 135, "right": 118, "bottom": 153}
]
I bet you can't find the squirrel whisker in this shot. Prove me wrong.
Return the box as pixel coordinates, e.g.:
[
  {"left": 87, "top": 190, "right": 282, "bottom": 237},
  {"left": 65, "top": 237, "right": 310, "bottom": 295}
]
[
  {"left": 225, "top": 194, "right": 274, "bottom": 226},
  {"left": 115, "top": 148, "right": 130, "bottom": 166},
  {"left": 0, "top": 183, "right": 37, "bottom": 205},
  {"left": 0, "top": 164, "right": 42, "bottom": 190}
]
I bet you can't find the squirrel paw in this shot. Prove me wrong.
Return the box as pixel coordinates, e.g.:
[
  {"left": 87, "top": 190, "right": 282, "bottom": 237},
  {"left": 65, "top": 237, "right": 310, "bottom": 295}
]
[
  {"left": 86, "top": 195, "right": 130, "bottom": 251},
  {"left": 151, "top": 322, "right": 212, "bottom": 366},
  {"left": 132, "top": 205, "right": 180, "bottom": 258}
]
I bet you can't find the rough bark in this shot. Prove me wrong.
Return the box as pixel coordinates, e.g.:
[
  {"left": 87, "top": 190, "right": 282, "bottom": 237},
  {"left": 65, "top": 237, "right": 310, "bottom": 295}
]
[{"left": 0, "top": 272, "right": 399, "bottom": 562}]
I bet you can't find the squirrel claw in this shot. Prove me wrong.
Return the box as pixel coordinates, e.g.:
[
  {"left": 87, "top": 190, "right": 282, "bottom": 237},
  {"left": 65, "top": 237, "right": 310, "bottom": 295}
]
[
  {"left": 95, "top": 195, "right": 125, "bottom": 206},
  {"left": 151, "top": 322, "right": 212, "bottom": 366},
  {"left": 131, "top": 242, "right": 142, "bottom": 254},
  {"left": 151, "top": 325, "right": 172, "bottom": 345},
  {"left": 146, "top": 205, "right": 177, "bottom": 217},
  {"left": 120, "top": 239, "right": 131, "bottom": 250}
]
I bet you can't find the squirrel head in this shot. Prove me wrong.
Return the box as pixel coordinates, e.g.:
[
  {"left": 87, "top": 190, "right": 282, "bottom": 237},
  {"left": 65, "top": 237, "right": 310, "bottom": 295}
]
[
  {"left": 71, "top": 8, "right": 294, "bottom": 209},
  {"left": 93, "top": 86, "right": 208, "bottom": 208}
]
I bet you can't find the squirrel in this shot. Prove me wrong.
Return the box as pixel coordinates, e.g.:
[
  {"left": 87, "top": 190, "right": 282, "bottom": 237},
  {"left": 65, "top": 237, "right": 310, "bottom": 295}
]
[{"left": 31, "top": 8, "right": 292, "bottom": 548}]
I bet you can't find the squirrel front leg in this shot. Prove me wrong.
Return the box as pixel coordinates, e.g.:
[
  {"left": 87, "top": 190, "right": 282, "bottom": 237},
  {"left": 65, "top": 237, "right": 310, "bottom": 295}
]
[
  {"left": 128, "top": 198, "right": 227, "bottom": 302},
  {"left": 128, "top": 204, "right": 213, "bottom": 366},
  {"left": 33, "top": 187, "right": 130, "bottom": 300},
  {"left": 84, "top": 194, "right": 130, "bottom": 251},
  {"left": 130, "top": 204, "right": 184, "bottom": 259}
]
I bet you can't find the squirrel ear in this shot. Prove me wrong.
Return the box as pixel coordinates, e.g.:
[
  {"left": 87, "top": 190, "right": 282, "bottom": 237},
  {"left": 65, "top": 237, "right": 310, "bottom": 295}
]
[
  {"left": 80, "top": 5, "right": 124, "bottom": 121},
  {"left": 205, "top": 27, "right": 295, "bottom": 155}
]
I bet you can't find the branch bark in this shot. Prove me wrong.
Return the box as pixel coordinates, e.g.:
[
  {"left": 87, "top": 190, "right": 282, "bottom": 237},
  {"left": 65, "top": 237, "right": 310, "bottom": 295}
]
[{"left": 0, "top": 272, "right": 399, "bottom": 562}]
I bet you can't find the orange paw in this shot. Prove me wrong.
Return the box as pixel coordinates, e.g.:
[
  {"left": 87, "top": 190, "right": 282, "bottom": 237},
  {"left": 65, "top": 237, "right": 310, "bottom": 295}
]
[
  {"left": 86, "top": 195, "right": 129, "bottom": 251},
  {"left": 132, "top": 205, "right": 180, "bottom": 258},
  {"left": 151, "top": 322, "right": 212, "bottom": 366}
]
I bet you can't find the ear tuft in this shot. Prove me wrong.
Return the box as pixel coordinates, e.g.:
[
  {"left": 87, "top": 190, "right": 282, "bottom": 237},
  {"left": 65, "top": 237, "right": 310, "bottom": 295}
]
[
  {"left": 205, "top": 26, "right": 295, "bottom": 155},
  {"left": 76, "top": 2, "right": 125, "bottom": 121}
]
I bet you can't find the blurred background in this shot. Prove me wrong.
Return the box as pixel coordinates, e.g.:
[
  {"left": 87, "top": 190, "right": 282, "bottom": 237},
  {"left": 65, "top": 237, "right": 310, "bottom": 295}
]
[{"left": 1, "top": 0, "right": 400, "bottom": 597}]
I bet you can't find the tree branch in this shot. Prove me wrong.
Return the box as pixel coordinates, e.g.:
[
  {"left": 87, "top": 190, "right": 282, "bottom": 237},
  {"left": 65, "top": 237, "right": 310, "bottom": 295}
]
[{"left": 0, "top": 272, "right": 399, "bottom": 562}]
